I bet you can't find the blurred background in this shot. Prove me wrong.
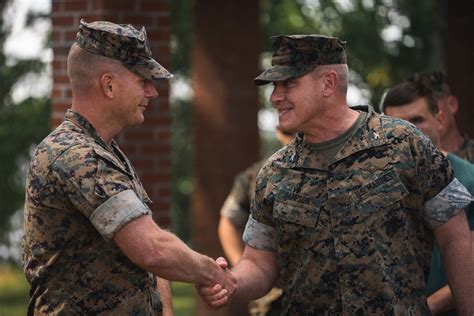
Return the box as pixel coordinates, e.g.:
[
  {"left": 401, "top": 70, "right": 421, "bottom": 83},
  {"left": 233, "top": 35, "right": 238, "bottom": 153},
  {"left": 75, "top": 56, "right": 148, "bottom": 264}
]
[{"left": 0, "top": 0, "right": 472, "bottom": 315}]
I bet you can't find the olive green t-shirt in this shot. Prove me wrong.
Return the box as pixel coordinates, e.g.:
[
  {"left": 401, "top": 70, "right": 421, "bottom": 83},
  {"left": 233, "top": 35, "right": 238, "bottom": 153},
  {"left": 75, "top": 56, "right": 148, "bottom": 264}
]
[{"left": 310, "top": 111, "right": 367, "bottom": 162}]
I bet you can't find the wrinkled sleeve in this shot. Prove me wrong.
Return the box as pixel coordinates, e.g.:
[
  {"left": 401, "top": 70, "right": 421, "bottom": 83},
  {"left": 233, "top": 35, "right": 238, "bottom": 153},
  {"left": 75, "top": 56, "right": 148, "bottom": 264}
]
[
  {"left": 409, "top": 129, "right": 466, "bottom": 228},
  {"left": 52, "top": 144, "right": 151, "bottom": 240},
  {"left": 243, "top": 162, "right": 277, "bottom": 251},
  {"left": 424, "top": 178, "right": 473, "bottom": 229}
]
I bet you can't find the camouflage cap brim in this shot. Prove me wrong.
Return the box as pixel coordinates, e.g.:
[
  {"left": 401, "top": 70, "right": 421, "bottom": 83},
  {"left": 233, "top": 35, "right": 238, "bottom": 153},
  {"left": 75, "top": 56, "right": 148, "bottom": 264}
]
[
  {"left": 253, "top": 64, "right": 316, "bottom": 86},
  {"left": 124, "top": 57, "right": 173, "bottom": 81},
  {"left": 76, "top": 19, "right": 174, "bottom": 81}
]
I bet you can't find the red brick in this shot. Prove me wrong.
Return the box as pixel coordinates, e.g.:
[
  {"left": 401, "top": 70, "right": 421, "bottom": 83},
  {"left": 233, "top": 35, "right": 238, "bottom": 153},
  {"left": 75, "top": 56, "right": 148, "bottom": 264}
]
[
  {"left": 155, "top": 15, "right": 171, "bottom": 26},
  {"left": 142, "top": 174, "right": 170, "bottom": 184},
  {"left": 93, "top": 0, "right": 135, "bottom": 11},
  {"left": 52, "top": 15, "right": 76, "bottom": 26},
  {"left": 64, "top": 0, "right": 88, "bottom": 11},
  {"left": 146, "top": 30, "right": 170, "bottom": 41},
  {"left": 53, "top": 103, "right": 70, "bottom": 112},
  {"left": 140, "top": 1, "right": 170, "bottom": 12},
  {"left": 123, "top": 16, "right": 154, "bottom": 27}
]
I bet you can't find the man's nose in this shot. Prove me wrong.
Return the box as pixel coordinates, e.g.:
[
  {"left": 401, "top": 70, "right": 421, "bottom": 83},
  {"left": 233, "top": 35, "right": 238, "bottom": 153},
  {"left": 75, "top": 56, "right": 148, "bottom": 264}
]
[
  {"left": 145, "top": 81, "right": 159, "bottom": 99},
  {"left": 270, "top": 85, "right": 284, "bottom": 105}
]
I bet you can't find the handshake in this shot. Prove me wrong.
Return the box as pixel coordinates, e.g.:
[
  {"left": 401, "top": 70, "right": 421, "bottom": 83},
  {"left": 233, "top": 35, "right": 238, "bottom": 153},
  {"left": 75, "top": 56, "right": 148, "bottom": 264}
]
[{"left": 196, "top": 257, "right": 237, "bottom": 309}]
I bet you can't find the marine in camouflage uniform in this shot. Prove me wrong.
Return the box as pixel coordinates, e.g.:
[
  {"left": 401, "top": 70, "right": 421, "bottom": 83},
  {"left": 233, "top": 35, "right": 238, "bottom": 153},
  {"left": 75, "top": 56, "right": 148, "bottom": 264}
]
[
  {"left": 221, "top": 160, "right": 265, "bottom": 228},
  {"left": 24, "top": 110, "right": 162, "bottom": 314},
  {"left": 23, "top": 20, "right": 236, "bottom": 315},
  {"left": 198, "top": 35, "right": 474, "bottom": 315},
  {"left": 245, "top": 105, "right": 472, "bottom": 314},
  {"left": 22, "top": 20, "right": 172, "bottom": 316}
]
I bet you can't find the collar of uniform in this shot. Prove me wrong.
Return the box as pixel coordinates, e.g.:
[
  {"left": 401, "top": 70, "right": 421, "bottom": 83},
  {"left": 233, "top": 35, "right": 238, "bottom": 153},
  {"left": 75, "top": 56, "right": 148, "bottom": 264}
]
[
  {"left": 333, "top": 105, "right": 387, "bottom": 162},
  {"left": 278, "top": 105, "right": 387, "bottom": 170},
  {"left": 64, "top": 109, "right": 115, "bottom": 151}
]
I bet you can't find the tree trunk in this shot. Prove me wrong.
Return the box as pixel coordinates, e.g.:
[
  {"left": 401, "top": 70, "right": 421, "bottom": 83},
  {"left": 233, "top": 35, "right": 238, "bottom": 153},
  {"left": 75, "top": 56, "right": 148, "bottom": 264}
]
[{"left": 191, "top": 0, "right": 260, "bottom": 315}]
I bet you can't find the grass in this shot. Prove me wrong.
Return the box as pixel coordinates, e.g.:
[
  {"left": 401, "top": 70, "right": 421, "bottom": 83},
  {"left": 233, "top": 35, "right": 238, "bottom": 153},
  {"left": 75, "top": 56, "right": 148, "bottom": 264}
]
[
  {"left": 0, "top": 264, "right": 194, "bottom": 316},
  {"left": 0, "top": 265, "right": 29, "bottom": 316}
]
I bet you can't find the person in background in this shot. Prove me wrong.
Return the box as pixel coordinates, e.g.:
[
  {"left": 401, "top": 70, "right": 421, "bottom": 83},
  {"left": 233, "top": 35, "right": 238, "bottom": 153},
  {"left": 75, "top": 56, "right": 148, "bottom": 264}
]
[
  {"left": 382, "top": 79, "right": 474, "bottom": 315},
  {"left": 408, "top": 72, "right": 474, "bottom": 162},
  {"left": 218, "top": 127, "right": 294, "bottom": 316},
  {"left": 22, "top": 19, "right": 235, "bottom": 315},
  {"left": 197, "top": 34, "right": 474, "bottom": 315}
]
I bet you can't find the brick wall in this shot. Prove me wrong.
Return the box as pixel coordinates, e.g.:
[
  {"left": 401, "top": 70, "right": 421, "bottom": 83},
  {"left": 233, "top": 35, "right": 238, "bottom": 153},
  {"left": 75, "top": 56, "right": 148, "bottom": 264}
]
[{"left": 51, "top": 0, "right": 172, "bottom": 226}]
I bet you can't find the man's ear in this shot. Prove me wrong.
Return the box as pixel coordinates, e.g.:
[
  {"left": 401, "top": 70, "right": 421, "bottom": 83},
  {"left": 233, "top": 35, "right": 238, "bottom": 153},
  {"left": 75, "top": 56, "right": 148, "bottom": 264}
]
[
  {"left": 436, "top": 110, "right": 446, "bottom": 131},
  {"left": 322, "top": 71, "right": 338, "bottom": 97},
  {"left": 446, "top": 95, "right": 459, "bottom": 114},
  {"left": 100, "top": 73, "right": 116, "bottom": 99}
]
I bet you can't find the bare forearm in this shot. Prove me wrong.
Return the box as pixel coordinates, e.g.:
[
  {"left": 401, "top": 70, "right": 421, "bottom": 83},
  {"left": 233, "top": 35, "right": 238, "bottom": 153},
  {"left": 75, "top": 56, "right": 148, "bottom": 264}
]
[
  {"left": 218, "top": 217, "right": 245, "bottom": 266},
  {"left": 439, "top": 239, "right": 473, "bottom": 314},
  {"left": 231, "top": 247, "right": 278, "bottom": 301},
  {"left": 114, "top": 215, "right": 218, "bottom": 286},
  {"left": 427, "top": 285, "right": 455, "bottom": 315},
  {"left": 435, "top": 212, "right": 474, "bottom": 315},
  {"left": 156, "top": 277, "right": 173, "bottom": 316},
  {"left": 138, "top": 228, "right": 217, "bottom": 285}
]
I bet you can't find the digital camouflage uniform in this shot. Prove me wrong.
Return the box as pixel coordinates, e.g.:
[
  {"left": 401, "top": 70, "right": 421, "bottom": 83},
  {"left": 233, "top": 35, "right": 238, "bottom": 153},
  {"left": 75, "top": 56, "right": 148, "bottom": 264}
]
[
  {"left": 22, "top": 20, "right": 172, "bottom": 315},
  {"left": 220, "top": 160, "right": 283, "bottom": 316},
  {"left": 23, "top": 110, "right": 161, "bottom": 315},
  {"left": 220, "top": 160, "right": 265, "bottom": 228},
  {"left": 243, "top": 105, "right": 473, "bottom": 315}
]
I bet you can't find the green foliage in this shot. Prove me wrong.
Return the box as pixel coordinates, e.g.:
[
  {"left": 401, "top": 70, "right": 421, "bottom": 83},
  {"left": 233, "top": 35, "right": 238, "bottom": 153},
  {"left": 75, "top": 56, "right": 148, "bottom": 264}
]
[
  {"left": 0, "top": 264, "right": 195, "bottom": 316},
  {"left": 170, "top": 0, "right": 446, "bottom": 241},
  {"left": 170, "top": 98, "right": 192, "bottom": 242},
  {"left": 0, "top": 0, "right": 51, "bottom": 243},
  {"left": 260, "top": 0, "right": 446, "bottom": 108},
  {"left": 171, "top": 0, "right": 192, "bottom": 76},
  {"left": 0, "top": 97, "right": 51, "bottom": 240},
  {"left": 0, "top": 264, "right": 29, "bottom": 316},
  {"left": 171, "top": 282, "right": 195, "bottom": 315}
]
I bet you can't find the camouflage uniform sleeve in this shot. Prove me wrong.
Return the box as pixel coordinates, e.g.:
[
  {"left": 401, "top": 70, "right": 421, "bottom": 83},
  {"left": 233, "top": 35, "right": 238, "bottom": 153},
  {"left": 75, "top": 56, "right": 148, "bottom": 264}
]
[
  {"left": 411, "top": 129, "right": 471, "bottom": 229},
  {"left": 242, "top": 162, "right": 277, "bottom": 251},
  {"left": 52, "top": 144, "right": 151, "bottom": 240},
  {"left": 424, "top": 178, "right": 474, "bottom": 229},
  {"left": 220, "top": 170, "right": 252, "bottom": 228}
]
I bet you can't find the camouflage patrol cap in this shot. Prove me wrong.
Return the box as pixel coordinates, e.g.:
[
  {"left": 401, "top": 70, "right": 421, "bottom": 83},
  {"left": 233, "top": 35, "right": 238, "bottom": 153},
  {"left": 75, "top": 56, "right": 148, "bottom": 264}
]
[
  {"left": 75, "top": 19, "right": 173, "bottom": 81},
  {"left": 254, "top": 35, "right": 346, "bottom": 86}
]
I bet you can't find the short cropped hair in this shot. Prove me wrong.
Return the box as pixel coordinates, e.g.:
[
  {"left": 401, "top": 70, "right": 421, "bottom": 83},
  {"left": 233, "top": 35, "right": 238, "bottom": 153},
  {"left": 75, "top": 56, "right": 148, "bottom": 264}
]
[
  {"left": 381, "top": 80, "right": 439, "bottom": 115},
  {"left": 312, "top": 64, "right": 348, "bottom": 95},
  {"left": 408, "top": 71, "right": 451, "bottom": 100},
  {"left": 67, "top": 43, "right": 125, "bottom": 93}
]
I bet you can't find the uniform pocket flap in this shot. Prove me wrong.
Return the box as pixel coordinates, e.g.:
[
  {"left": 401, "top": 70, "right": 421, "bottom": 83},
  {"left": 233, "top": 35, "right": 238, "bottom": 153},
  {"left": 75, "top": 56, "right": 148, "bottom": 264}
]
[
  {"left": 274, "top": 190, "right": 320, "bottom": 227},
  {"left": 352, "top": 171, "right": 409, "bottom": 216}
]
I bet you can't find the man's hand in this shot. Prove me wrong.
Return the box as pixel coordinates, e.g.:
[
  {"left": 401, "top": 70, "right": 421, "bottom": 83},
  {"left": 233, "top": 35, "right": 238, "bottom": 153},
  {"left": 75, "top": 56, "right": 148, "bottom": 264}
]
[{"left": 197, "top": 257, "right": 236, "bottom": 309}]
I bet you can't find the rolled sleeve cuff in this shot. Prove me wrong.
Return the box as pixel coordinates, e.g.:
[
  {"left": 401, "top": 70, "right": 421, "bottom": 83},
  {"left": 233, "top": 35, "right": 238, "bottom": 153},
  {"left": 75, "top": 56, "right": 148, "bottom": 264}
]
[
  {"left": 424, "top": 178, "right": 474, "bottom": 230},
  {"left": 90, "top": 190, "right": 151, "bottom": 240},
  {"left": 243, "top": 215, "right": 277, "bottom": 251}
]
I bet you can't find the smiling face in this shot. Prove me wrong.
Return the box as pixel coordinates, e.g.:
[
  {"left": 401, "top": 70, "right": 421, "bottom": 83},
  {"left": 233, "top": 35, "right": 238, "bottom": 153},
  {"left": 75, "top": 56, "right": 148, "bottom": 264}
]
[
  {"left": 269, "top": 70, "right": 325, "bottom": 134},
  {"left": 113, "top": 68, "right": 158, "bottom": 127}
]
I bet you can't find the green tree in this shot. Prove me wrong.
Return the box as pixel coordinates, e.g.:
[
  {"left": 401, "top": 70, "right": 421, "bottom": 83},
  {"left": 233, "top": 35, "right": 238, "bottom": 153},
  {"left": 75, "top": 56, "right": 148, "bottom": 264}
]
[
  {"left": 168, "top": 0, "right": 446, "bottom": 241},
  {"left": 169, "top": 0, "right": 193, "bottom": 241},
  {"left": 0, "top": 0, "right": 51, "bottom": 245},
  {"left": 261, "top": 0, "right": 446, "bottom": 108}
]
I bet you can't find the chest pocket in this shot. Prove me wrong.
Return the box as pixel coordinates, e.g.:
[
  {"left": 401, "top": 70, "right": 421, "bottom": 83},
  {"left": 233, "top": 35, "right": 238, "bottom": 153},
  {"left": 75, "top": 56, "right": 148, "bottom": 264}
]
[
  {"left": 273, "top": 190, "right": 321, "bottom": 227},
  {"left": 273, "top": 190, "right": 322, "bottom": 254},
  {"left": 351, "top": 171, "right": 409, "bottom": 221}
]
